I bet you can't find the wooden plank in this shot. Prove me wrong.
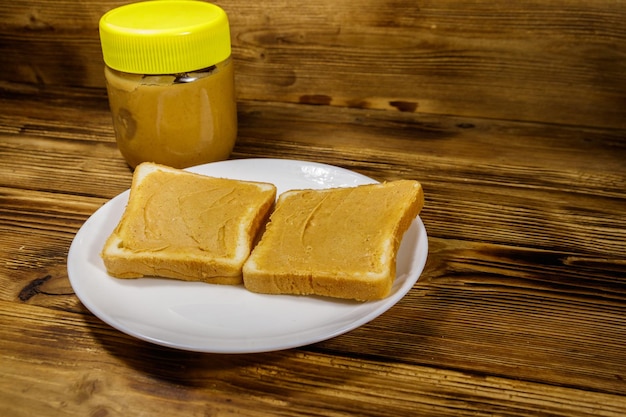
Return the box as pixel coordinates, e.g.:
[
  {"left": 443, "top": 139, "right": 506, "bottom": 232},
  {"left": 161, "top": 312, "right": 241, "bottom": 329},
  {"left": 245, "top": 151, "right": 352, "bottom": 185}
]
[
  {"left": 1, "top": 182, "right": 625, "bottom": 394},
  {"left": 229, "top": 0, "right": 626, "bottom": 128},
  {"left": 2, "top": 3, "right": 626, "bottom": 414},
  {"left": 1, "top": 81, "right": 625, "bottom": 404},
  {"left": 1, "top": 1, "right": 625, "bottom": 128},
  {"left": 1, "top": 300, "right": 625, "bottom": 416},
  {"left": 2, "top": 184, "right": 625, "bottom": 393},
  {"left": 1, "top": 86, "right": 625, "bottom": 257},
  {"left": 0, "top": 187, "right": 102, "bottom": 311}
]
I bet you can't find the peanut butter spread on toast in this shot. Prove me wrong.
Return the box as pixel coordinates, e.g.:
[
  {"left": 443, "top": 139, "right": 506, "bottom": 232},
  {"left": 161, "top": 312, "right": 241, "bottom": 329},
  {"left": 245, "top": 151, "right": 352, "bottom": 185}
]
[
  {"left": 117, "top": 171, "right": 254, "bottom": 257},
  {"left": 256, "top": 181, "right": 421, "bottom": 274}
]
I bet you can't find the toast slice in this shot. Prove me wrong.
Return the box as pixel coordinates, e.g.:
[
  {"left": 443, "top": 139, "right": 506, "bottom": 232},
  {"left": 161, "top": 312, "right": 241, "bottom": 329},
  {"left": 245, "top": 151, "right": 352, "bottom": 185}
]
[
  {"left": 101, "top": 162, "right": 276, "bottom": 284},
  {"left": 242, "top": 180, "right": 424, "bottom": 301}
]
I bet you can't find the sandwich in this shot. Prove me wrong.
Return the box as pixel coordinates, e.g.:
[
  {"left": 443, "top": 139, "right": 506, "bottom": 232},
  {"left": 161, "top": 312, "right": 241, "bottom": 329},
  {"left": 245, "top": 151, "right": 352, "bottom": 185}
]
[
  {"left": 242, "top": 180, "right": 424, "bottom": 301},
  {"left": 100, "top": 162, "right": 276, "bottom": 284}
]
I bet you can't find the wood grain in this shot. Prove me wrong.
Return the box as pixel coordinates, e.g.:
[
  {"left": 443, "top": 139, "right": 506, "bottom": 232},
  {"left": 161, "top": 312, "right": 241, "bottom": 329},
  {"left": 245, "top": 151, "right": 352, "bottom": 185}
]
[
  {"left": 2, "top": 301, "right": 625, "bottom": 417},
  {"left": 1, "top": 1, "right": 626, "bottom": 415},
  {"left": 1, "top": 1, "right": 625, "bottom": 128},
  {"left": 1, "top": 83, "right": 625, "bottom": 414}
]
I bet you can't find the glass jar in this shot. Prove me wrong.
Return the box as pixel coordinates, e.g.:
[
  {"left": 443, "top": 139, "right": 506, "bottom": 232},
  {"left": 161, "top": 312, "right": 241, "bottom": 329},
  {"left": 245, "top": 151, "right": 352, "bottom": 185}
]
[{"left": 99, "top": 1, "right": 237, "bottom": 169}]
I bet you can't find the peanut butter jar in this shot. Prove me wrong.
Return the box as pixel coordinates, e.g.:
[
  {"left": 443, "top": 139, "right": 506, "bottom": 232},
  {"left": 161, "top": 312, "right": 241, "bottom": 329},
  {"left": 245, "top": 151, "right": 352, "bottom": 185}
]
[{"left": 99, "top": 1, "right": 237, "bottom": 169}]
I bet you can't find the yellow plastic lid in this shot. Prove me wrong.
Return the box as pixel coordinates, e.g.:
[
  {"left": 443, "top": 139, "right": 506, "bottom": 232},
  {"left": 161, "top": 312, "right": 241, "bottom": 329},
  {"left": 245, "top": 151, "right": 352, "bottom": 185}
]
[{"left": 99, "top": 0, "right": 231, "bottom": 74}]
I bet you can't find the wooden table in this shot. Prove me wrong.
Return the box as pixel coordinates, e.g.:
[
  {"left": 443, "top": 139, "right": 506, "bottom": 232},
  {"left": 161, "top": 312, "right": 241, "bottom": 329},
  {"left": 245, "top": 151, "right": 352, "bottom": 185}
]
[{"left": 2, "top": 1, "right": 626, "bottom": 415}]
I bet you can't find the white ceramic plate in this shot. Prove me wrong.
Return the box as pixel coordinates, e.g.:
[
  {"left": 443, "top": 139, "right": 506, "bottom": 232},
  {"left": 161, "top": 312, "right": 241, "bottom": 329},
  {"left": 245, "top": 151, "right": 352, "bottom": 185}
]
[{"left": 67, "top": 158, "right": 428, "bottom": 353}]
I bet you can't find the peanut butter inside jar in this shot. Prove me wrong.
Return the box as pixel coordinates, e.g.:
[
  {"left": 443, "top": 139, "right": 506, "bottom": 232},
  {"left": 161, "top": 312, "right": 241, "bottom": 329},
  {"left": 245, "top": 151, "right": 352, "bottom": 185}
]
[
  {"left": 104, "top": 60, "right": 236, "bottom": 168},
  {"left": 99, "top": 1, "right": 237, "bottom": 169}
]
